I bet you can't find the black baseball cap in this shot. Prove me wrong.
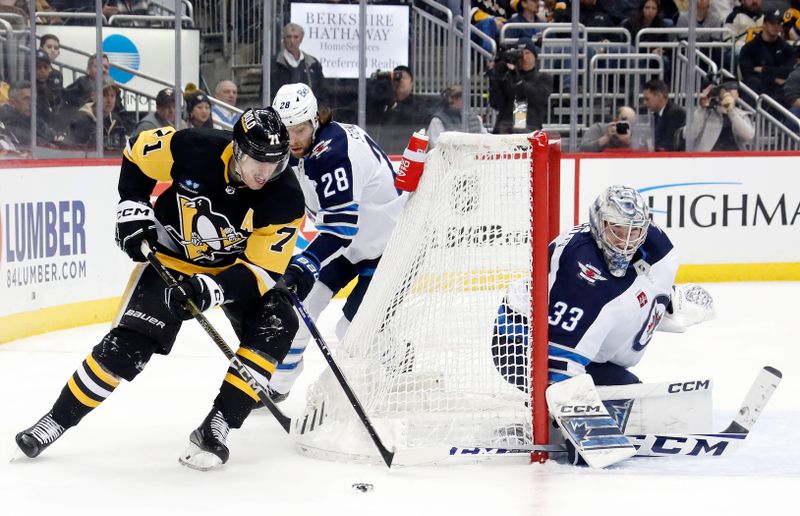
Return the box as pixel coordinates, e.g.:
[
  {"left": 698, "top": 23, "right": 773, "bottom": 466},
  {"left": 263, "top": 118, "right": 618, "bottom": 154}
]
[
  {"left": 764, "top": 9, "right": 783, "bottom": 24},
  {"left": 35, "top": 49, "right": 50, "bottom": 64},
  {"left": 156, "top": 87, "right": 175, "bottom": 107},
  {"left": 518, "top": 37, "right": 539, "bottom": 57},
  {"left": 393, "top": 65, "right": 412, "bottom": 78}
]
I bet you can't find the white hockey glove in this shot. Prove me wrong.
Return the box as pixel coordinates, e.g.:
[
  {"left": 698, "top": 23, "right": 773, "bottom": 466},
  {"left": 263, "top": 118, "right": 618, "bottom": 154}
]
[
  {"left": 164, "top": 274, "right": 225, "bottom": 321},
  {"left": 658, "top": 283, "right": 715, "bottom": 333}
]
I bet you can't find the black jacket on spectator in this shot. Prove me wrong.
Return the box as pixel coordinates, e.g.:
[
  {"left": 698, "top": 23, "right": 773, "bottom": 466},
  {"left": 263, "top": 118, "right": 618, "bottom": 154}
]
[
  {"left": 62, "top": 75, "right": 94, "bottom": 110},
  {"left": 489, "top": 63, "right": 553, "bottom": 133},
  {"left": 67, "top": 102, "right": 129, "bottom": 149},
  {"left": 0, "top": 104, "right": 56, "bottom": 148},
  {"left": 270, "top": 51, "right": 325, "bottom": 102},
  {"left": 739, "top": 35, "right": 795, "bottom": 101},
  {"left": 377, "top": 93, "right": 436, "bottom": 128},
  {"left": 621, "top": 13, "right": 671, "bottom": 43},
  {"left": 783, "top": 63, "right": 800, "bottom": 109},
  {"left": 653, "top": 100, "right": 686, "bottom": 152}
]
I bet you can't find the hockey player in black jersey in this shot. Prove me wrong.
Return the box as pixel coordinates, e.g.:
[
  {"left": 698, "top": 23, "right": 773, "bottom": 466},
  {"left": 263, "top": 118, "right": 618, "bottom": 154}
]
[{"left": 15, "top": 107, "right": 306, "bottom": 469}]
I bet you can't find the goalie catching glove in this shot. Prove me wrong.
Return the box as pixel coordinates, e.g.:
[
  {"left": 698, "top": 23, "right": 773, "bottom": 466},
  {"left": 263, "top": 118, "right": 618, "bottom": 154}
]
[
  {"left": 164, "top": 274, "right": 225, "bottom": 320},
  {"left": 659, "top": 283, "right": 715, "bottom": 333},
  {"left": 273, "top": 254, "right": 319, "bottom": 301},
  {"left": 115, "top": 200, "right": 158, "bottom": 262}
]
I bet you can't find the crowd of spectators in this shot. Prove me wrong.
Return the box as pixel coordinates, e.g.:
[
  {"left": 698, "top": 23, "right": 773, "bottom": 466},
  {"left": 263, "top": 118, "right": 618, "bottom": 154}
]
[{"left": 3, "top": 2, "right": 799, "bottom": 157}]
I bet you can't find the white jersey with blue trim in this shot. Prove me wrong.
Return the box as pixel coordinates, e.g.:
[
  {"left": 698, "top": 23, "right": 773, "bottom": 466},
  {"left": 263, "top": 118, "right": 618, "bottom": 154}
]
[
  {"left": 292, "top": 121, "right": 406, "bottom": 265},
  {"left": 503, "top": 222, "right": 679, "bottom": 383}
]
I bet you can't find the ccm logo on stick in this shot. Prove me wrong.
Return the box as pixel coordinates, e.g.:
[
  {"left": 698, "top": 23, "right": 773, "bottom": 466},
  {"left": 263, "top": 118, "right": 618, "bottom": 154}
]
[{"left": 668, "top": 380, "right": 711, "bottom": 393}]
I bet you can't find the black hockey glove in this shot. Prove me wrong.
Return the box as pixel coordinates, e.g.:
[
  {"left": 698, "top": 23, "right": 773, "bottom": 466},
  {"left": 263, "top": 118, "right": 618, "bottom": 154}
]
[
  {"left": 115, "top": 200, "right": 158, "bottom": 262},
  {"left": 164, "top": 274, "right": 225, "bottom": 321},
  {"left": 273, "top": 254, "right": 320, "bottom": 301}
]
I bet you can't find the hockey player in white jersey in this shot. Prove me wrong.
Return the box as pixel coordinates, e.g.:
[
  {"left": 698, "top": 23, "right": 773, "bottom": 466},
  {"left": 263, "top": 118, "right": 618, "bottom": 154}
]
[
  {"left": 269, "top": 83, "right": 407, "bottom": 400},
  {"left": 492, "top": 185, "right": 713, "bottom": 389}
]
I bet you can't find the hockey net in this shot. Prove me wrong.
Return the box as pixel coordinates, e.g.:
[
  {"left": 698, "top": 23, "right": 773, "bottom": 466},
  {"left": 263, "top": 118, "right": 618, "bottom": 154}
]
[{"left": 294, "top": 131, "right": 560, "bottom": 464}]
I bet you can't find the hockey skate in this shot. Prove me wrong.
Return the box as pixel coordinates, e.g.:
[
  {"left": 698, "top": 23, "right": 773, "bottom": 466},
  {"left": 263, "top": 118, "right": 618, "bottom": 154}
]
[
  {"left": 15, "top": 412, "right": 66, "bottom": 458},
  {"left": 179, "top": 409, "right": 230, "bottom": 471}
]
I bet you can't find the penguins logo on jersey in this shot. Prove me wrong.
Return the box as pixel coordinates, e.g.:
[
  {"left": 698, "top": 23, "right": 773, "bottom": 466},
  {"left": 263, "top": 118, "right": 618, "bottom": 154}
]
[{"left": 168, "top": 194, "right": 245, "bottom": 261}]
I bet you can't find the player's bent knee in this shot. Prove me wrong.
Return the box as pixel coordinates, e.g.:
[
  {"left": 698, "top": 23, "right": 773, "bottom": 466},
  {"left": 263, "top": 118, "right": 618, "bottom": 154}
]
[
  {"left": 92, "top": 327, "right": 160, "bottom": 381},
  {"left": 243, "top": 291, "right": 299, "bottom": 363}
]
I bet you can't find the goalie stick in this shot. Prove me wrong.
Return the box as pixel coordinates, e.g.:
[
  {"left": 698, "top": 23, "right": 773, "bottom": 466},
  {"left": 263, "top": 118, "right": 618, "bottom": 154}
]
[
  {"left": 140, "top": 241, "right": 292, "bottom": 434},
  {"left": 287, "top": 291, "right": 395, "bottom": 468},
  {"left": 390, "top": 366, "right": 781, "bottom": 466}
]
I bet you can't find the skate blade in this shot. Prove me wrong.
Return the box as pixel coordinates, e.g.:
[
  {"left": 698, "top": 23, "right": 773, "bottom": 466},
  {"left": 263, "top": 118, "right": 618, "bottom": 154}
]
[
  {"left": 178, "top": 442, "right": 223, "bottom": 472},
  {"left": 9, "top": 441, "right": 30, "bottom": 463}
]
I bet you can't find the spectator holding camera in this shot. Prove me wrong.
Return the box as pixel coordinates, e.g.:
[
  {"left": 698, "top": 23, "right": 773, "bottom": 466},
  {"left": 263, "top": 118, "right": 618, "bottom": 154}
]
[
  {"left": 489, "top": 37, "right": 553, "bottom": 133},
  {"left": 684, "top": 77, "right": 754, "bottom": 151},
  {"left": 580, "top": 106, "right": 645, "bottom": 152},
  {"left": 375, "top": 65, "right": 433, "bottom": 128}
]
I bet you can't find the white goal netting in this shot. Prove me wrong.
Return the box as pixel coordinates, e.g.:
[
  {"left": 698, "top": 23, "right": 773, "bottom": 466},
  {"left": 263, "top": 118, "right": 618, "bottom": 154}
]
[{"left": 294, "top": 132, "right": 546, "bottom": 463}]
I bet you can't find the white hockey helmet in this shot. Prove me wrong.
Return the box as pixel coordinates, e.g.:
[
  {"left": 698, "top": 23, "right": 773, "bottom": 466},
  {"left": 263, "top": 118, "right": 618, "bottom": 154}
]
[
  {"left": 272, "top": 83, "right": 319, "bottom": 133},
  {"left": 589, "top": 185, "right": 650, "bottom": 277}
]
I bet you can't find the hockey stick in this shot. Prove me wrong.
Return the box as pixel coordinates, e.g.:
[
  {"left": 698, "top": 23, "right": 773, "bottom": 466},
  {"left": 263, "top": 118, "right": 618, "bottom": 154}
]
[
  {"left": 140, "top": 241, "right": 292, "bottom": 434},
  {"left": 391, "top": 366, "right": 781, "bottom": 466},
  {"left": 287, "top": 291, "right": 395, "bottom": 468}
]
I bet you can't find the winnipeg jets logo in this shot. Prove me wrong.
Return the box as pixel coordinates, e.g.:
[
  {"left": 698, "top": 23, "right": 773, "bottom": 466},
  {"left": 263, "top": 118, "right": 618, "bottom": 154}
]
[
  {"left": 310, "top": 139, "right": 332, "bottom": 159},
  {"left": 578, "top": 262, "right": 608, "bottom": 285},
  {"left": 602, "top": 399, "right": 634, "bottom": 431},
  {"left": 168, "top": 194, "right": 245, "bottom": 261}
]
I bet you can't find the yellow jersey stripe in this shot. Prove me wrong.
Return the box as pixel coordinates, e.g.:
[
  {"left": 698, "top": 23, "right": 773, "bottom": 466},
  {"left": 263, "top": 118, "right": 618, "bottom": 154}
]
[
  {"left": 224, "top": 372, "right": 260, "bottom": 401},
  {"left": 86, "top": 354, "right": 121, "bottom": 388},
  {"left": 237, "top": 348, "right": 277, "bottom": 375},
  {"left": 124, "top": 127, "right": 176, "bottom": 181},
  {"left": 67, "top": 377, "right": 102, "bottom": 408},
  {"left": 221, "top": 142, "right": 234, "bottom": 184},
  {"left": 244, "top": 217, "right": 304, "bottom": 274}
]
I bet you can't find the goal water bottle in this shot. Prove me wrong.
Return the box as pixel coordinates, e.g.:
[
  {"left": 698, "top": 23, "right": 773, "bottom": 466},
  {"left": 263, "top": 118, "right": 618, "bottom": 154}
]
[{"left": 395, "top": 130, "right": 428, "bottom": 192}]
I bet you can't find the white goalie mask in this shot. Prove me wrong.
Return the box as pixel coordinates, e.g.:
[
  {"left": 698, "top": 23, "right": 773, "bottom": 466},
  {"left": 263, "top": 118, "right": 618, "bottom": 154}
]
[
  {"left": 589, "top": 185, "right": 650, "bottom": 277},
  {"left": 272, "top": 83, "right": 319, "bottom": 134}
]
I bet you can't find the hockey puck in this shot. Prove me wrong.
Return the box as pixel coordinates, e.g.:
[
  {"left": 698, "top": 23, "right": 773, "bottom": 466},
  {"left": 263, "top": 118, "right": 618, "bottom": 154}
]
[{"left": 352, "top": 483, "right": 374, "bottom": 493}]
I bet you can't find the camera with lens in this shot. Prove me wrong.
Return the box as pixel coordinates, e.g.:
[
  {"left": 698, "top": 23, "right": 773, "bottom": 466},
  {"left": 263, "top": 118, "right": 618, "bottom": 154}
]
[
  {"left": 615, "top": 121, "right": 630, "bottom": 135},
  {"left": 498, "top": 48, "right": 524, "bottom": 64},
  {"left": 369, "top": 69, "right": 401, "bottom": 106},
  {"left": 705, "top": 72, "right": 724, "bottom": 109}
]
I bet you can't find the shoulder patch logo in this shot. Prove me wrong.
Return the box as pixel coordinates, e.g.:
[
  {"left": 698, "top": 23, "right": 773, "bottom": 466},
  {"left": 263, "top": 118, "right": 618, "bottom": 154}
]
[
  {"left": 636, "top": 290, "right": 648, "bottom": 308},
  {"left": 578, "top": 262, "right": 608, "bottom": 285},
  {"left": 310, "top": 138, "right": 332, "bottom": 159}
]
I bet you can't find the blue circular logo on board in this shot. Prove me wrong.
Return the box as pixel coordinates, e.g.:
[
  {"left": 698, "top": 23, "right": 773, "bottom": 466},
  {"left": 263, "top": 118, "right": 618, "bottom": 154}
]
[{"left": 103, "top": 34, "right": 140, "bottom": 84}]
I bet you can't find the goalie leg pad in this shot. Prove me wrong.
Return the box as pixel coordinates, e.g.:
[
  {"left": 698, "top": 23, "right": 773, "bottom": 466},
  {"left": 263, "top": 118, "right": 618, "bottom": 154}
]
[{"left": 546, "top": 374, "right": 637, "bottom": 469}]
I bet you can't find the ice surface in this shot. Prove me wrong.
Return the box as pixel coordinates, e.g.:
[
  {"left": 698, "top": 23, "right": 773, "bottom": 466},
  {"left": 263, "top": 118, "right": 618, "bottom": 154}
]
[{"left": 1, "top": 283, "right": 797, "bottom": 516}]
